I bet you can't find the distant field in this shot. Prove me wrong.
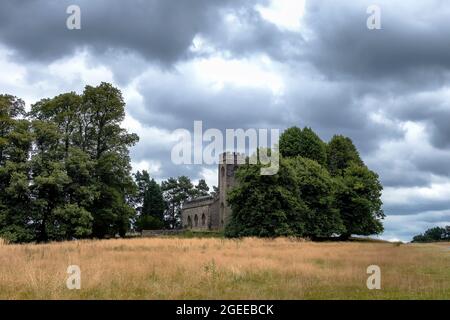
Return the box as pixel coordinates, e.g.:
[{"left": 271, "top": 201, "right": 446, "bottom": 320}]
[{"left": 0, "top": 237, "right": 448, "bottom": 299}]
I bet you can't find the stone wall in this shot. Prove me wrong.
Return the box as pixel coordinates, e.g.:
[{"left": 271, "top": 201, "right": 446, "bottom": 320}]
[
  {"left": 209, "top": 198, "right": 220, "bottom": 229},
  {"left": 141, "top": 229, "right": 184, "bottom": 237},
  {"left": 181, "top": 196, "right": 213, "bottom": 230}
]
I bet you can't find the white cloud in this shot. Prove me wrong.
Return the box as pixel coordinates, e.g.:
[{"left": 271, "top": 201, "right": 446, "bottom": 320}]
[
  {"left": 198, "top": 167, "right": 218, "bottom": 189},
  {"left": 131, "top": 160, "right": 161, "bottom": 176},
  {"left": 255, "top": 0, "right": 305, "bottom": 31},
  {"left": 383, "top": 182, "right": 450, "bottom": 206},
  {"left": 189, "top": 55, "right": 284, "bottom": 95}
]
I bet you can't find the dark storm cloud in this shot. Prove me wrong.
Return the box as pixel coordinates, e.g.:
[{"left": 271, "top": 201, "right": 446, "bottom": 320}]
[
  {"left": 0, "top": 0, "right": 296, "bottom": 66},
  {"left": 202, "top": 7, "right": 304, "bottom": 61},
  {"left": 0, "top": 0, "right": 229, "bottom": 63},
  {"left": 281, "top": 79, "right": 404, "bottom": 153},
  {"left": 372, "top": 89, "right": 450, "bottom": 151},
  {"left": 303, "top": 0, "right": 450, "bottom": 82},
  {"left": 384, "top": 199, "right": 450, "bottom": 216},
  {"left": 134, "top": 79, "right": 282, "bottom": 131}
]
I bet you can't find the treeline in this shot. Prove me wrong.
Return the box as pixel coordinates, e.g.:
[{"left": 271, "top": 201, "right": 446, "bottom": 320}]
[
  {"left": 412, "top": 226, "right": 450, "bottom": 243},
  {"left": 226, "top": 127, "right": 385, "bottom": 239},
  {"left": 0, "top": 83, "right": 140, "bottom": 242},
  {"left": 0, "top": 84, "right": 220, "bottom": 243},
  {"left": 1, "top": 83, "right": 385, "bottom": 242}
]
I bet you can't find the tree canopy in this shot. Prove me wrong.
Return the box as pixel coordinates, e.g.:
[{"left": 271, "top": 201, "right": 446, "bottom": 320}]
[
  {"left": 226, "top": 127, "right": 384, "bottom": 239},
  {"left": 0, "top": 84, "right": 139, "bottom": 242},
  {"left": 280, "top": 126, "right": 327, "bottom": 166},
  {"left": 412, "top": 226, "right": 450, "bottom": 242}
]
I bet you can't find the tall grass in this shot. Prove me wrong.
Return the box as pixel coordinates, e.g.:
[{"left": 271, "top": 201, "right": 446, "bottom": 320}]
[{"left": 0, "top": 237, "right": 448, "bottom": 299}]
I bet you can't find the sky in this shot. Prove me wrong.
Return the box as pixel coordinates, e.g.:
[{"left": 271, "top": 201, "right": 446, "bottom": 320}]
[{"left": 1, "top": 0, "right": 450, "bottom": 242}]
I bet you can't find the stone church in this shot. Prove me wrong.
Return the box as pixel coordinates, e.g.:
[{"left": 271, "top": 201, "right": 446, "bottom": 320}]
[{"left": 181, "top": 152, "right": 243, "bottom": 230}]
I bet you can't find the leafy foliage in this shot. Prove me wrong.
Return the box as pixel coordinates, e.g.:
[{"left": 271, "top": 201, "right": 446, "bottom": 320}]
[
  {"left": 412, "top": 226, "right": 450, "bottom": 242},
  {"left": 134, "top": 170, "right": 166, "bottom": 231},
  {"left": 335, "top": 164, "right": 384, "bottom": 239},
  {"left": 227, "top": 127, "right": 384, "bottom": 239},
  {"left": 280, "top": 126, "right": 327, "bottom": 166},
  {"left": 161, "top": 176, "right": 196, "bottom": 229},
  {"left": 225, "top": 157, "right": 306, "bottom": 237},
  {"left": 0, "top": 84, "right": 138, "bottom": 242},
  {"left": 327, "top": 135, "right": 364, "bottom": 176}
]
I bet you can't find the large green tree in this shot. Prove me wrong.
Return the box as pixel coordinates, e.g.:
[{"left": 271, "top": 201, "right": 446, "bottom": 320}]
[
  {"left": 279, "top": 126, "right": 303, "bottom": 158},
  {"left": 161, "top": 176, "right": 195, "bottom": 229},
  {"left": 412, "top": 226, "right": 450, "bottom": 242},
  {"left": 0, "top": 83, "right": 139, "bottom": 243},
  {"left": 226, "top": 155, "right": 344, "bottom": 238},
  {"left": 335, "top": 164, "right": 384, "bottom": 239},
  {"left": 0, "top": 95, "right": 34, "bottom": 242},
  {"left": 327, "top": 135, "right": 364, "bottom": 176},
  {"left": 81, "top": 83, "right": 138, "bottom": 238},
  {"left": 227, "top": 128, "right": 384, "bottom": 240},
  {"left": 326, "top": 135, "right": 384, "bottom": 238},
  {"left": 286, "top": 157, "right": 345, "bottom": 238},
  {"left": 226, "top": 157, "right": 306, "bottom": 237},
  {"left": 280, "top": 127, "right": 327, "bottom": 166},
  {"left": 134, "top": 170, "right": 165, "bottom": 231}
]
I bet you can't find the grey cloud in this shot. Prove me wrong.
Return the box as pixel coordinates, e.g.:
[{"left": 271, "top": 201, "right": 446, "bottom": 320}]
[
  {"left": 384, "top": 210, "right": 450, "bottom": 241},
  {"left": 303, "top": 0, "right": 450, "bottom": 83},
  {"left": 0, "top": 0, "right": 233, "bottom": 63},
  {"left": 133, "top": 73, "right": 283, "bottom": 131},
  {"left": 0, "top": 0, "right": 294, "bottom": 67}
]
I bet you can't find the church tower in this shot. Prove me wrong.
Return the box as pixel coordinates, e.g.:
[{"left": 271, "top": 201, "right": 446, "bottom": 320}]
[{"left": 218, "top": 152, "right": 244, "bottom": 228}]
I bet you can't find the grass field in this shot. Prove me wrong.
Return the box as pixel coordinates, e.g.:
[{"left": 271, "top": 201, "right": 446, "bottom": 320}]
[{"left": 0, "top": 237, "right": 449, "bottom": 299}]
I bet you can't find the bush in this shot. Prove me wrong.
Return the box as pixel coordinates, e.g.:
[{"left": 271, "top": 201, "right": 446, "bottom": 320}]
[{"left": 135, "top": 215, "right": 164, "bottom": 231}]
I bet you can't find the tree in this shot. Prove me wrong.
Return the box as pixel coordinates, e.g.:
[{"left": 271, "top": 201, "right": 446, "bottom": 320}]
[
  {"left": 29, "top": 119, "right": 74, "bottom": 242},
  {"left": 412, "top": 226, "right": 449, "bottom": 242},
  {"left": 226, "top": 156, "right": 306, "bottom": 237},
  {"left": 145, "top": 180, "right": 164, "bottom": 217},
  {"left": 335, "top": 164, "right": 384, "bottom": 239},
  {"left": 80, "top": 83, "right": 139, "bottom": 238},
  {"left": 194, "top": 179, "right": 210, "bottom": 197},
  {"left": 0, "top": 95, "right": 34, "bottom": 242},
  {"left": 29, "top": 95, "right": 98, "bottom": 242},
  {"left": 29, "top": 92, "right": 82, "bottom": 157},
  {"left": 279, "top": 126, "right": 327, "bottom": 166},
  {"left": 298, "top": 127, "right": 327, "bottom": 166},
  {"left": 226, "top": 129, "right": 384, "bottom": 240},
  {"left": 327, "top": 135, "right": 364, "bottom": 176},
  {"left": 161, "top": 176, "right": 195, "bottom": 229},
  {"left": 285, "top": 157, "right": 345, "bottom": 238},
  {"left": 134, "top": 170, "right": 165, "bottom": 231},
  {"left": 279, "top": 126, "right": 303, "bottom": 158},
  {"left": 0, "top": 83, "right": 139, "bottom": 243}
]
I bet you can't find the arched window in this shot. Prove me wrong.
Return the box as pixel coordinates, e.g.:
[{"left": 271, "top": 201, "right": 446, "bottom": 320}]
[
  {"left": 221, "top": 166, "right": 225, "bottom": 177},
  {"left": 194, "top": 214, "right": 198, "bottom": 227},
  {"left": 201, "top": 213, "right": 206, "bottom": 226},
  {"left": 187, "top": 216, "right": 192, "bottom": 228}
]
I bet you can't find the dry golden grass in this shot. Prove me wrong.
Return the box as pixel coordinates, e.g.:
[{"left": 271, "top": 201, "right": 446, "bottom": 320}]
[{"left": 0, "top": 237, "right": 448, "bottom": 299}]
